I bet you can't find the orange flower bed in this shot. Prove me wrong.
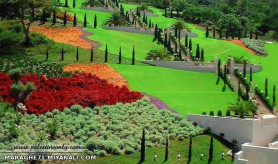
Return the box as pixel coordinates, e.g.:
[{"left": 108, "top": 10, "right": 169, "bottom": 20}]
[
  {"left": 31, "top": 26, "right": 99, "bottom": 50},
  {"left": 56, "top": 12, "right": 74, "bottom": 22},
  {"left": 229, "top": 40, "right": 257, "bottom": 55},
  {"left": 63, "top": 64, "right": 128, "bottom": 87}
]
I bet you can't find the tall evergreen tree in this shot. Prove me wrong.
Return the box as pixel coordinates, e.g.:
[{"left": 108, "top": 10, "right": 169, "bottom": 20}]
[
  {"left": 61, "top": 46, "right": 64, "bottom": 61},
  {"left": 65, "top": 0, "right": 68, "bottom": 7},
  {"left": 84, "top": 14, "right": 87, "bottom": 27},
  {"left": 94, "top": 15, "right": 97, "bottom": 28},
  {"left": 189, "top": 39, "right": 192, "bottom": 51},
  {"left": 243, "top": 61, "right": 247, "bottom": 78},
  {"left": 185, "top": 34, "right": 188, "bottom": 48},
  {"left": 206, "top": 26, "right": 209, "bottom": 38},
  {"left": 179, "top": 48, "right": 182, "bottom": 60},
  {"left": 273, "top": 85, "right": 276, "bottom": 106},
  {"left": 140, "top": 128, "right": 145, "bottom": 163},
  {"left": 132, "top": 46, "right": 135, "bottom": 65},
  {"left": 201, "top": 48, "right": 204, "bottom": 61},
  {"left": 42, "top": 9, "right": 46, "bottom": 23},
  {"left": 213, "top": 27, "right": 216, "bottom": 38},
  {"left": 167, "top": 39, "right": 171, "bottom": 53},
  {"left": 143, "top": 12, "right": 146, "bottom": 23},
  {"left": 218, "top": 59, "right": 221, "bottom": 78},
  {"left": 174, "top": 27, "right": 177, "bottom": 38},
  {"left": 238, "top": 29, "right": 241, "bottom": 40},
  {"left": 73, "top": 13, "right": 77, "bottom": 27},
  {"left": 52, "top": 10, "right": 56, "bottom": 25},
  {"left": 250, "top": 67, "right": 253, "bottom": 82},
  {"left": 118, "top": 46, "right": 122, "bottom": 64},
  {"left": 188, "top": 136, "right": 192, "bottom": 163},
  {"left": 232, "top": 139, "right": 236, "bottom": 161},
  {"left": 226, "top": 28, "right": 229, "bottom": 39},
  {"left": 145, "top": 16, "right": 148, "bottom": 26},
  {"left": 90, "top": 48, "right": 94, "bottom": 62},
  {"left": 250, "top": 29, "right": 253, "bottom": 39},
  {"left": 149, "top": 19, "right": 151, "bottom": 28},
  {"left": 154, "top": 24, "right": 158, "bottom": 38},
  {"left": 76, "top": 46, "right": 79, "bottom": 61},
  {"left": 196, "top": 44, "right": 200, "bottom": 59},
  {"left": 208, "top": 135, "right": 214, "bottom": 163},
  {"left": 219, "top": 28, "right": 222, "bottom": 38},
  {"left": 164, "top": 33, "right": 168, "bottom": 48},
  {"left": 164, "top": 136, "right": 169, "bottom": 161},
  {"left": 175, "top": 43, "right": 177, "bottom": 52},
  {"left": 255, "top": 30, "right": 258, "bottom": 40},
  {"left": 63, "top": 11, "right": 67, "bottom": 26},
  {"left": 45, "top": 48, "right": 49, "bottom": 61},
  {"left": 244, "top": 29, "right": 247, "bottom": 38},
  {"left": 265, "top": 78, "right": 268, "bottom": 98},
  {"left": 105, "top": 44, "right": 108, "bottom": 63},
  {"left": 178, "top": 30, "right": 181, "bottom": 41},
  {"left": 73, "top": 0, "right": 76, "bottom": 8}
]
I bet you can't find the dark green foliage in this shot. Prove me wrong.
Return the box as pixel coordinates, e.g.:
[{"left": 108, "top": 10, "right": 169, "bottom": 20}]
[
  {"left": 232, "top": 139, "right": 237, "bottom": 161},
  {"left": 188, "top": 136, "right": 192, "bottom": 162},
  {"left": 219, "top": 28, "right": 222, "bottom": 38},
  {"left": 118, "top": 46, "right": 122, "bottom": 64},
  {"left": 250, "top": 30, "right": 253, "bottom": 39},
  {"left": 47, "top": 118, "right": 59, "bottom": 140},
  {"left": 238, "top": 29, "right": 241, "bottom": 40},
  {"left": 218, "top": 59, "right": 221, "bottom": 78},
  {"left": 244, "top": 29, "right": 247, "bottom": 38},
  {"left": 213, "top": 27, "right": 215, "bottom": 38},
  {"left": 84, "top": 14, "right": 87, "bottom": 27},
  {"left": 90, "top": 48, "right": 94, "bottom": 62},
  {"left": 273, "top": 85, "right": 276, "bottom": 106},
  {"left": 105, "top": 44, "right": 108, "bottom": 63},
  {"left": 164, "top": 33, "right": 168, "bottom": 48},
  {"left": 154, "top": 24, "right": 158, "bottom": 38},
  {"left": 243, "top": 60, "right": 247, "bottom": 78},
  {"left": 206, "top": 26, "right": 209, "bottom": 38},
  {"left": 202, "top": 111, "right": 207, "bottom": 115},
  {"left": 217, "top": 110, "right": 222, "bottom": 116},
  {"left": 174, "top": 27, "right": 177, "bottom": 38},
  {"left": 265, "top": 78, "right": 268, "bottom": 98},
  {"left": 46, "top": 48, "right": 49, "bottom": 61},
  {"left": 143, "top": 12, "right": 146, "bottom": 23},
  {"left": 65, "top": 0, "right": 68, "bottom": 7},
  {"left": 185, "top": 34, "right": 188, "bottom": 48},
  {"left": 201, "top": 49, "right": 204, "bottom": 61},
  {"left": 226, "top": 28, "right": 229, "bottom": 39},
  {"left": 132, "top": 46, "right": 135, "bottom": 65},
  {"left": 208, "top": 135, "right": 213, "bottom": 163},
  {"left": 149, "top": 19, "right": 152, "bottom": 28},
  {"left": 42, "top": 9, "right": 46, "bottom": 23},
  {"left": 52, "top": 10, "right": 56, "bottom": 25},
  {"left": 178, "top": 48, "right": 182, "bottom": 60},
  {"left": 9, "top": 82, "right": 35, "bottom": 108},
  {"left": 226, "top": 110, "right": 231, "bottom": 116},
  {"left": 140, "top": 128, "right": 145, "bottom": 163},
  {"left": 94, "top": 15, "right": 97, "bottom": 28},
  {"left": 164, "top": 136, "right": 168, "bottom": 161},
  {"left": 189, "top": 39, "right": 192, "bottom": 51},
  {"left": 165, "top": 8, "right": 167, "bottom": 17},
  {"left": 63, "top": 11, "right": 67, "bottom": 26},
  {"left": 250, "top": 67, "right": 253, "bottom": 82},
  {"left": 209, "top": 111, "right": 214, "bottom": 116},
  {"left": 61, "top": 46, "right": 64, "bottom": 61},
  {"left": 8, "top": 68, "right": 23, "bottom": 83},
  {"left": 170, "top": 10, "right": 173, "bottom": 18},
  {"left": 73, "top": 0, "right": 76, "bottom": 8},
  {"left": 73, "top": 13, "right": 77, "bottom": 27},
  {"left": 196, "top": 44, "right": 200, "bottom": 60},
  {"left": 178, "top": 30, "right": 181, "bottom": 41},
  {"left": 255, "top": 30, "right": 258, "bottom": 40},
  {"left": 76, "top": 46, "right": 79, "bottom": 61}
]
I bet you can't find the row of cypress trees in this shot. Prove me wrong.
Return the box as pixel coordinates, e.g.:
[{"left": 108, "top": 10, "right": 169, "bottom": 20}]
[{"left": 46, "top": 45, "right": 136, "bottom": 65}]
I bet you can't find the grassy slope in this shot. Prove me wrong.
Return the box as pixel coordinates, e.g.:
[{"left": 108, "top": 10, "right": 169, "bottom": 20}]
[
  {"left": 64, "top": 0, "right": 162, "bottom": 60},
  {"left": 69, "top": 135, "right": 232, "bottom": 164},
  {"left": 112, "top": 64, "right": 237, "bottom": 115}
]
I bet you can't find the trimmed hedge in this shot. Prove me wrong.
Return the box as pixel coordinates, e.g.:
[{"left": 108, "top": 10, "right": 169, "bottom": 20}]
[
  {"left": 242, "top": 38, "right": 267, "bottom": 56},
  {"left": 254, "top": 86, "right": 273, "bottom": 112}
]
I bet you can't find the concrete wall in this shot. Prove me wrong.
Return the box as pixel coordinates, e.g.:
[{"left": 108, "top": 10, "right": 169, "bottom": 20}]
[
  {"left": 186, "top": 114, "right": 254, "bottom": 148},
  {"left": 241, "top": 143, "right": 278, "bottom": 164}
]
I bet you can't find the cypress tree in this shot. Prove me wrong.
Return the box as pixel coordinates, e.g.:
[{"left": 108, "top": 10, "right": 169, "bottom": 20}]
[
  {"left": 94, "top": 15, "right": 97, "bottom": 28},
  {"left": 140, "top": 128, "right": 145, "bottom": 163},
  {"left": 224, "top": 64, "right": 227, "bottom": 80},
  {"left": 149, "top": 19, "right": 151, "bottom": 28},
  {"left": 73, "top": 0, "right": 76, "bottom": 8},
  {"left": 189, "top": 39, "right": 192, "bottom": 51},
  {"left": 250, "top": 67, "right": 253, "bottom": 82},
  {"left": 42, "top": 9, "right": 46, "bottom": 23},
  {"left": 206, "top": 26, "right": 209, "bottom": 38},
  {"left": 273, "top": 85, "right": 276, "bottom": 106},
  {"left": 154, "top": 24, "right": 158, "bottom": 38},
  {"left": 255, "top": 30, "right": 258, "bottom": 40},
  {"left": 105, "top": 44, "right": 108, "bottom": 63},
  {"left": 167, "top": 39, "right": 171, "bottom": 53},
  {"left": 250, "top": 29, "right": 253, "bottom": 39},
  {"left": 175, "top": 43, "right": 177, "bottom": 52},
  {"left": 178, "top": 30, "right": 181, "bottom": 42},
  {"left": 46, "top": 48, "right": 49, "bottom": 61},
  {"left": 219, "top": 28, "right": 222, "bottom": 39},
  {"left": 226, "top": 28, "right": 229, "bottom": 39},
  {"left": 63, "top": 11, "right": 67, "bottom": 26},
  {"left": 61, "top": 46, "right": 64, "bottom": 61},
  {"left": 174, "top": 27, "right": 177, "bottom": 38},
  {"left": 132, "top": 46, "right": 135, "bottom": 65},
  {"left": 76, "top": 46, "right": 79, "bottom": 61},
  {"left": 238, "top": 29, "right": 241, "bottom": 40},
  {"left": 90, "top": 48, "right": 94, "bottom": 62},
  {"left": 196, "top": 44, "right": 200, "bottom": 59},
  {"left": 201, "top": 48, "right": 204, "bottom": 61},
  {"left": 164, "top": 33, "right": 168, "bottom": 48},
  {"left": 164, "top": 8, "right": 167, "bottom": 17},
  {"left": 218, "top": 59, "right": 221, "bottom": 78},
  {"left": 185, "top": 34, "right": 188, "bottom": 48},
  {"left": 243, "top": 60, "right": 247, "bottom": 78},
  {"left": 84, "top": 14, "right": 87, "bottom": 27},
  {"left": 73, "top": 13, "right": 77, "bottom": 27},
  {"left": 143, "top": 12, "right": 146, "bottom": 23},
  {"left": 188, "top": 136, "right": 192, "bottom": 163},
  {"left": 265, "top": 78, "right": 268, "bottom": 98},
  {"left": 213, "top": 27, "right": 215, "bottom": 38},
  {"left": 145, "top": 16, "right": 148, "bottom": 26},
  {"left": 164, "top": 136, "right": 169, "bottom": 161},
  {"left": 179, "top": 48, "right": 182, "bottom": 60},
  {"left": 170, "top": 10, "right": 173, "bottom": 18},
  {"left": 208, "top": 135, "right": 213, "bottom": 163},
  {"left": 52, "top": 10, "right": 56, "bottom": 25},
  {"left": 65, "top": 0, "right": 68, "bottom": 7},
  {"left": 118, "top": 46, "right": 122, "bottom": 64}
]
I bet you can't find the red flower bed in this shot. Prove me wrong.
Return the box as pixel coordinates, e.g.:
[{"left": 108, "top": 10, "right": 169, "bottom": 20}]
[{"left": 0, "top": 73, "right": 143, "bottom": 115}]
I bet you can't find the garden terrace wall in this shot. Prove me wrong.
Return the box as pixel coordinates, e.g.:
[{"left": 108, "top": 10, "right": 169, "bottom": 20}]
[{"left": 103, "top": 26, "right": 154, "bottom": 35}]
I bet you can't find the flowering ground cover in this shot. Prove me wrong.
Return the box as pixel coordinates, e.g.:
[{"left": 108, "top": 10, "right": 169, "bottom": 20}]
[
  {"left": 63, "top": 64, "right": 128, "bottom": 87},
  {"left": 0, "top": 73, "right": 142, "bottom": 115}
]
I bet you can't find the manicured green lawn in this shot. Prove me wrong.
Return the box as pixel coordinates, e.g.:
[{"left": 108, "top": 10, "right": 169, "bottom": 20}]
[
  {"left": 68, "top": 135, "right": 232, "bottom": 164},
  {"left": 111, "top": 64, "right": 237, "bottom": 115},
  {"left": 64, "top": 0, "right": 162, "bottom": 60}
]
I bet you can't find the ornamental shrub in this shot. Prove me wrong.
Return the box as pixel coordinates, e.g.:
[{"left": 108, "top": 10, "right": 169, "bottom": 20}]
[
  {"left": 217, "top": 110, "right": 222, "bottom": 116},
  {"left": 242, "top": 38, "right": 267, "bottom": 56},
  {"left": 209, "top": 111, "right": 214, "bottom": 116}
]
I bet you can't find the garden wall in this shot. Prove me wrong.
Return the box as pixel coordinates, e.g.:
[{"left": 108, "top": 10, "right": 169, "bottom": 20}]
[{"left": 186, "top": 114, "right": 254, "bottom": 148}]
